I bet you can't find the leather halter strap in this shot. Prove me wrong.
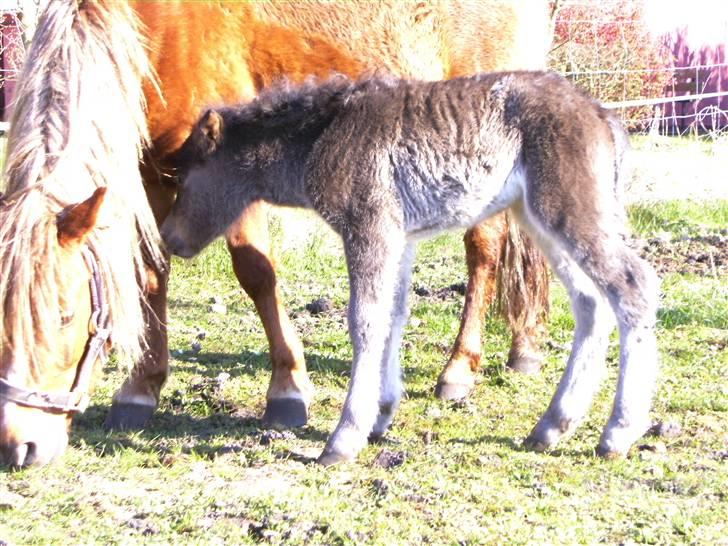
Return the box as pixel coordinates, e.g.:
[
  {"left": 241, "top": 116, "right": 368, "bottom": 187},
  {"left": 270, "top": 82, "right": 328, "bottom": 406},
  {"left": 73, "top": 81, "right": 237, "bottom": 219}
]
[{"left": 0, "top": 246, "right": 111, "bottom": 414}]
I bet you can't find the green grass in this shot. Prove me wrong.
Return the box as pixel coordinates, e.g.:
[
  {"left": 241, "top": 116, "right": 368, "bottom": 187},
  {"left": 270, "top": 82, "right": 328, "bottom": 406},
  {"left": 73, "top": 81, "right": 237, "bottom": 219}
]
[
  {"left": 628, "top": 199, "right": 728, "bottom": 237},
  {"left": 1, "top": 190, "right": 727, "bottom": 541}
]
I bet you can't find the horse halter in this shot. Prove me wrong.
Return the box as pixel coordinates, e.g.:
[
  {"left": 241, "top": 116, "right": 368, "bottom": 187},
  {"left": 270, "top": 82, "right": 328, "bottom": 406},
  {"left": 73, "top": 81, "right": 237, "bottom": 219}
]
[{"left": 0, "top": 246, "right": 111, "bottom": 414}]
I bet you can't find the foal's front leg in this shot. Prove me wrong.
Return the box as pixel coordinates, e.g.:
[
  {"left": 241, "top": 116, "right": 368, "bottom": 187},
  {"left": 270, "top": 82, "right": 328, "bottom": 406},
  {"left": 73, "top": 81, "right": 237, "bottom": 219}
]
[
  {"left": 318, "top": 232, "right": 407, "bottom": 466},
  {"left": 371, "top": 243, "right": 415, "bottom": 440}
]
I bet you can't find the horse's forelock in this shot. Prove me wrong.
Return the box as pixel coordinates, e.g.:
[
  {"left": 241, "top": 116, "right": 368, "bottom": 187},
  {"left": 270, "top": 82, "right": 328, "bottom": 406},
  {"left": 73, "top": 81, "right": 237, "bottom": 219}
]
[{"left": 0, "top": 0, "right": 162, "bottom": 374}]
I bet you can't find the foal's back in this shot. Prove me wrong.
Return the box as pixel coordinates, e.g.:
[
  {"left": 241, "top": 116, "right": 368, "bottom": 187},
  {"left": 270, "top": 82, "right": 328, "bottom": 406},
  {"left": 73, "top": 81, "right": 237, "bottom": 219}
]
[{"left": 308, "top": 72, "right": 621, "bottom": 237}]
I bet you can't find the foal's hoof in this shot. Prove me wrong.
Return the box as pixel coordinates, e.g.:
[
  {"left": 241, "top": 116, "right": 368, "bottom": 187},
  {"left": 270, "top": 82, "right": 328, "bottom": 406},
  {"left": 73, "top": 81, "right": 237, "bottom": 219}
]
[
  {"left": 596, "top": 444, "right": 626, "bottom": 460},
  {"left": 262, "top": 398, "right": 308, "bottom": 428},
  {"left": 523, "top": 434, "right": 550, "bottom": 453},
  {"left": 434, "top": 381, "right": 472, "bottom": 401},
  {"left": 104, "top": 402, "right": 155, "bottom": 431},
  {"left": 317, "top": 448, "right": 354, "bottom": 467},
  {"left": 506, "top": 354, "right": 543, "bottom": 375}
]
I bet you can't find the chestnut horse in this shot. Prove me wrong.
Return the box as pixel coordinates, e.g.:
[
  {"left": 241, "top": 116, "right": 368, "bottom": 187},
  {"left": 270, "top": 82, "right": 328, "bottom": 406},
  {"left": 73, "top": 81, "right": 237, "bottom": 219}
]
[{"left": 0, "top": 0, "right": 549, "bottom": 467}]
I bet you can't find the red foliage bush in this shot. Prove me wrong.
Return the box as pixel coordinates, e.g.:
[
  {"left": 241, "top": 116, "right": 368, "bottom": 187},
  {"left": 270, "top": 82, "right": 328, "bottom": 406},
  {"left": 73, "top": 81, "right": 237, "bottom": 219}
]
[{"left": 549, "top": 0, "right": 673, "bottom": 128}]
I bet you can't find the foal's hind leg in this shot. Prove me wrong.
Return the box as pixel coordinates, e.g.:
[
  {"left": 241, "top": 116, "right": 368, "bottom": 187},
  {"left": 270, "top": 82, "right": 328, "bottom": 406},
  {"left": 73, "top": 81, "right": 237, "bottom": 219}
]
[
  {"left": 595, "top": 250, "right": 659, "bottom": 457},
  {"left": 521, "top": 239, "right": 614, "bottom": 451},
  {"left": 225, "top": 202, "right": 312, "bottom": 428},
  {"left": 318, "top": 231, "right": 407, "bottom": 466},
  {"left": 371, "top": 243, "right": 415, "bottom": 440},
  {"left": 514, "top": 204, "right": 658, "bottom": 456}
]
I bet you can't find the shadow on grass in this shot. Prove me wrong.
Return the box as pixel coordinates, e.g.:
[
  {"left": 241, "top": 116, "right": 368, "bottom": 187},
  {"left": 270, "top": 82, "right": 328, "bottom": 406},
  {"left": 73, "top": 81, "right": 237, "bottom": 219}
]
[
  {"left": 70, "top": 405, "right": 331, "bottom": 461},
  {"left": 70, "top": 348, "right": 349, "bottom": 461},
  {"left": 161, "top": 349, "right": 352, "bottom": 381},
  {"left": 447, "top": 434, "right": 597, "bottom": 458}
]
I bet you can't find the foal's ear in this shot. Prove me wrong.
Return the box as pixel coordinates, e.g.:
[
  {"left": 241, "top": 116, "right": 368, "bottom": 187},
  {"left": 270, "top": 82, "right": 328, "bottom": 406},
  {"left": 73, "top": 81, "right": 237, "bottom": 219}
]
[
  {"left": 57, "top": 187, "right": 107, "bottom": 250},
  {"left": 196, "top": 109, "right": 223, "bottom": 156}
]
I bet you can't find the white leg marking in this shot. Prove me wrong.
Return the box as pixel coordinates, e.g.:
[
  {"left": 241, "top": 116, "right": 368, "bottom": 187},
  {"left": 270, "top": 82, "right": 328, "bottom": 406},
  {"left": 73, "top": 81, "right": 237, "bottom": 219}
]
[{"left": 372, "top": 243, "right": 415, "bottom": 438}]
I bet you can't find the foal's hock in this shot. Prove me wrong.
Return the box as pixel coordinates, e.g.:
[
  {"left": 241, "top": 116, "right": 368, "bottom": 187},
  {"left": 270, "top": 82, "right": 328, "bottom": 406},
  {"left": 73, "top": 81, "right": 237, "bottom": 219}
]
[{"left": 162, "top": 71, "right": 659, "bottom": 465}]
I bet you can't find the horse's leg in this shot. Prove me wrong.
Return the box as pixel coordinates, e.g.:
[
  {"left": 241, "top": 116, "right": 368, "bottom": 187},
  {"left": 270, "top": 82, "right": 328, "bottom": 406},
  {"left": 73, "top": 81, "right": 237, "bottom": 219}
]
[
  {"left": 436, "top": 212, "right": 549, "bottom": 400},
  {"left": 318, "top": 231, "right": 406, "bottom": 466},
  {"left": 225, "top": 201, "right": 312, "bottom": 427},
  {"left": 436, "top": 218, "right": 503, "bottom": 400},
  {"left": 370, "top": 242, "right": 415, "bottom": 440},
  {"left": 106, "top": 180, "right": 175, "bottom": 429}
]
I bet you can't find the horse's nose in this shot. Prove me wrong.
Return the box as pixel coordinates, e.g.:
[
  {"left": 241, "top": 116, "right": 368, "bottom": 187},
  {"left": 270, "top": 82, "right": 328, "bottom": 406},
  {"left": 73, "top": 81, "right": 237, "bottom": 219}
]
[{"left": 1, "top": 441, "right": 37, "bottom": 468}]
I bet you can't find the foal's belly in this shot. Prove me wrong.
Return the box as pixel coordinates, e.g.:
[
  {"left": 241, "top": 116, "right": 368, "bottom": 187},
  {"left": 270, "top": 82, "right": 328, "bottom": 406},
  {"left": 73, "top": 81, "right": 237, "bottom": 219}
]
[{"left": 401, "top": 159, "right": 524, "bottom": 241}]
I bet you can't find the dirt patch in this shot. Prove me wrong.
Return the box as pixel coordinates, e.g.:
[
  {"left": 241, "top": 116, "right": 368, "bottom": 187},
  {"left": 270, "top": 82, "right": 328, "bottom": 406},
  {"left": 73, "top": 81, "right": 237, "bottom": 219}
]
[{"left": 632, "top": 232, "right": 728, "bottom": 276}]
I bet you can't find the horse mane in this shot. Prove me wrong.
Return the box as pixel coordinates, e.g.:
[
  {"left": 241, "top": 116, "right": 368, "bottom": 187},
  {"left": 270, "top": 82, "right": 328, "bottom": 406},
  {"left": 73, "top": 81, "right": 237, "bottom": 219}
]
[{"left": 0, "top": 1, "right": 162, "bottom": 374}]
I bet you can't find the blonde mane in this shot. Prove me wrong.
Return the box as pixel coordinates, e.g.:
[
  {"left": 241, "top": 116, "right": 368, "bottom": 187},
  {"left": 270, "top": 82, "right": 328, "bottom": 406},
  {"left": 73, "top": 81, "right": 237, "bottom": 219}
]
[{"left": 0, "top": 1, "right": 162, "bottom": 374}]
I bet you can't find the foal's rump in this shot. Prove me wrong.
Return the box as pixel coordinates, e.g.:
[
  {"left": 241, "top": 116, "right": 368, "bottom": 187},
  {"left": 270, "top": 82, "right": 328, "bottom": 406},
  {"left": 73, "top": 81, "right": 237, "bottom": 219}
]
[{"left": 506, "top": 72, "right": 629, "bottom": 238}]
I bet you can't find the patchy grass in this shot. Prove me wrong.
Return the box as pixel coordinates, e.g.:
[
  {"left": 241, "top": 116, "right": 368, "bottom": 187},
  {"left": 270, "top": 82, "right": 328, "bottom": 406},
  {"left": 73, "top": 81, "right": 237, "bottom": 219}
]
[
  {"left": 2, "top": 162, "right": 727, "bottom": 542},
  {"left": 628, "top": 200, "right": 728, "bottom": 238}
]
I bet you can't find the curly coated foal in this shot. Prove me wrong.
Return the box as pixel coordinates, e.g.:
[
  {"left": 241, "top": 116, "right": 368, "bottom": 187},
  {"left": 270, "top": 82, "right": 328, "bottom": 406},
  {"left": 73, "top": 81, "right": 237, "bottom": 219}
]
[{"left": 161, "top": 72, "right": 659, "bottom": 466}]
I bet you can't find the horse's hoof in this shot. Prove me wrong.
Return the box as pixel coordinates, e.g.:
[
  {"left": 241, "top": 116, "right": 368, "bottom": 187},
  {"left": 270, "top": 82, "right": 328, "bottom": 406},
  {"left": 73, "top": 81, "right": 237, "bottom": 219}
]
[
  {"left": 262, "top": 398, "right": 308, "bottom": 428},
  {"left": 506, "top": 354, "right": 543, "bottom": 375},
  {"left": 104, "top": 402, "right": 155, "bottom": 431},
  {"left": 434, "top": 381, "right": 472, "bottom": 401},
  {"left": 523, "top": 435, "right": 549, "bottom": 452},
  {"left": 317, "top": 448, "right": 354, "bottom": 467}
]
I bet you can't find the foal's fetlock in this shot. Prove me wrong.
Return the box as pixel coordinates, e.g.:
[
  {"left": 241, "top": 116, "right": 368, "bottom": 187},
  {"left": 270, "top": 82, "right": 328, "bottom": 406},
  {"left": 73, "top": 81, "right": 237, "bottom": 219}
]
[
  {"left": 369, "top": 401, "right": 398, "bottom": 441},
  {"left": 524, "top": 413, "right": 578, "bottom": 452},
  {"left": 597, "top": 417, "right": 650, "bottom": 458},
  {"left": 317, "top": 447, "right": 356, "bottom": 467}
]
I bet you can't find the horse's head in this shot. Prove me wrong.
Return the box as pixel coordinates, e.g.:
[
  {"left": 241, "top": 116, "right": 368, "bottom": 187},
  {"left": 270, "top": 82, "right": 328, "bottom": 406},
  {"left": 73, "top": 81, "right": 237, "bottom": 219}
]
[{"left": 0, "top": 187, "right": 111, "bottom": 467}]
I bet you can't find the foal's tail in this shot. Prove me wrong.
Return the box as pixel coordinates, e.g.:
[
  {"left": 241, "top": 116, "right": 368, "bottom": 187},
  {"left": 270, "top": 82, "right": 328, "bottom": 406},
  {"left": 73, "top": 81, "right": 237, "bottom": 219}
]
[
  {"left": 1, "top": 1, "right": 161, "bottom": 367},
  {"left": 605, "top": 111, "right": 631, "bottom": 205}
]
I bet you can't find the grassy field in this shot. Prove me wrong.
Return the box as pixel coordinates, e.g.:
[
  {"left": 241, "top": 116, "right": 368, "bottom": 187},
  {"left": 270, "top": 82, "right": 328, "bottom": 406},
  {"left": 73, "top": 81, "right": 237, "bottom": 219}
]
[{"left": 1, "top": 152, "right": 727, "bottom": 542}]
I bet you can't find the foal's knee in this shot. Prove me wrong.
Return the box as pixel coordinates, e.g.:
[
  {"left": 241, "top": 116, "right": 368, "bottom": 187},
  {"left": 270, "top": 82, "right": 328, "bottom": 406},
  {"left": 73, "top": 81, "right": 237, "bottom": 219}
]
[{"left": 605, "top": 255, "right": 658, "bottom": 329}]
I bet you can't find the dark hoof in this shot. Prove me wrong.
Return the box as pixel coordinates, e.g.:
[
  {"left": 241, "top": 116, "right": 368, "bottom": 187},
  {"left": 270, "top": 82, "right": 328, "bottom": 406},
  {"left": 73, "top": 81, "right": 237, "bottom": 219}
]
[
  {"left": 506, "top": 354, "right": 543, "bottom": 375},
  {"left": 523, "top": 435, "right": 548, "bottom": 452},
  {"left": 596, "top": 444, "right": 623, "bottom": 460},
  {"left": 434, "top": 381, "right": 472, "bottom": 401},
  {"left": 104, "top": 403, "right": 156, "bottom": 431},
  {"left": 317, "top": 449, "right": 353, "bottom": 467},
  {"left": 262, "top": 398, "right": 308, "bottom": 428}
]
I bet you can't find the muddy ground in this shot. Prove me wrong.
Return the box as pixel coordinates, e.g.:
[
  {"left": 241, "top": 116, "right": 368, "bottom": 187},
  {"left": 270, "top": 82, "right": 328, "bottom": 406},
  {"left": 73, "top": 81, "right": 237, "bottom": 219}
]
[{"left": 633, "top": 231, "right": 728, "bottom": 277}]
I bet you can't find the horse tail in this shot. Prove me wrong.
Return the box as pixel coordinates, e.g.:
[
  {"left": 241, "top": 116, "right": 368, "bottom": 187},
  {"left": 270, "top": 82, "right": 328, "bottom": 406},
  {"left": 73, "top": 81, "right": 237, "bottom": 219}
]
[
  {"left": 1, "top": 1, "right": 161, "bottom": 368},
  {"left": 495, "top": 212, "right": 550, "bottom": 343}
]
